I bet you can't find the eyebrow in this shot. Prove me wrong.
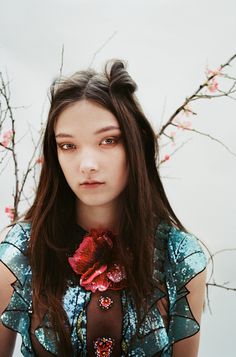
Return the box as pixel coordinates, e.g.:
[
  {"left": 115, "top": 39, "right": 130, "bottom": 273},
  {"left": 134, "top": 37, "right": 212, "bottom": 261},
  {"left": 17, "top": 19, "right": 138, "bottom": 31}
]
[{"left": 55, "top": 125, "right": 121, "bottom": 138}]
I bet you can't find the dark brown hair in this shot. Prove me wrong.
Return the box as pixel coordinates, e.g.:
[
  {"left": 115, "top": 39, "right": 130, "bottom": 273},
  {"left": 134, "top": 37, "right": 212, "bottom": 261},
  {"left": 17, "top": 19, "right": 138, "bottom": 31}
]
[{"left": 24, "top": 59, "right": 187, "bottom": 355}]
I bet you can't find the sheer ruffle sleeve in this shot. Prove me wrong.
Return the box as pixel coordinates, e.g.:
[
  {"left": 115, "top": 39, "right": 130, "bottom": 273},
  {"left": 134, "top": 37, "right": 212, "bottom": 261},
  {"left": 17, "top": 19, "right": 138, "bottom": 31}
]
[
  {"left": 0, "top": 222, "right": 33, "bottom": 356},
  {"left": 165, "top": 224, "right": 207, "bottom": 352},
  {"left": 126, "top": 223, "right": 207, "bottom": 356}
]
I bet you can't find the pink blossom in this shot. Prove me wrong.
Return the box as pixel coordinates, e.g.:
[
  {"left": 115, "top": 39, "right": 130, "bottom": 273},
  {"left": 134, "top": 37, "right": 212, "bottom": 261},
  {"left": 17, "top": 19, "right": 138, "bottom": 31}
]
[
  {"left": 174, "top": 118, "right": 192, "bottom": 130},
  {"left": 163, "top": 154, "right": 170, "bottom": 162},
  {"left": 0, "top": 130, "right": 13, "bottom": 148},
  {"left": 180, "top": 120, "right": 192, "bottom": 129},
  {"left": 206, "top": 66, "right": 223, "bottom": 77},
  {"left": 36, "top": 157, "right": 44, "bottom": 164},
  {"left": 5, "top": 206, "right": 14, "bottom": 221},
  {"left": 183, "top": 104, "right": 193, "bottom": 117},
  {"left": 207, "top": 78, "right": 219, "bottom": 93}
]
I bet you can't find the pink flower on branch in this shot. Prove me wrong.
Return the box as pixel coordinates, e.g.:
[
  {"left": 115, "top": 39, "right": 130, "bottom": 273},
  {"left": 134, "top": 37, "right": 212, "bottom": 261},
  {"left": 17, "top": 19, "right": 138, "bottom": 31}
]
[
  {"left": 0, "top": 130, "right": 13, "bottom": 148},
  {"left": 173, "top": 117, "right": 192, "bottom": 130},
  {"left": 207, "top": 77, "right": 219, "bottom": 93},
  {"left": 206, "top": 66, "right": 223, "bottom": 77},
  {"left": 162, "top": 154, "right": 170, "bottom": 162},
  {"left": 160, "top": 153, "right": 170, "bottom": 165},
  {"left": 183, "top": 104, "right": 195, "bottom": 117},
  {"left": 205, "top": 65, "right": 223, "bottom": 93},
  {"left": 5, "top": 206, "right": 15, "bottom": 221},
  {"left": 36, "top": 157, "right": 44, "bottom": 164}
]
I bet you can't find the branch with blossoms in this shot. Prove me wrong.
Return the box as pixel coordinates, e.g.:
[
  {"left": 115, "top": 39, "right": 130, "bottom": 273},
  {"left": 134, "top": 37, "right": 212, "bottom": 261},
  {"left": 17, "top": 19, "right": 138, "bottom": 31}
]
[
  {"left": 0, "top": 72, "right": 44, "bottom": 222},
  {"left": 0, "top": 44, "right": 66, "bottom": 223},
  {"left": 155, "top": 53, "right": 236, "bottom": 300},
  {"left": 158, "top": 53, "right": 236, "bottom": 165}
]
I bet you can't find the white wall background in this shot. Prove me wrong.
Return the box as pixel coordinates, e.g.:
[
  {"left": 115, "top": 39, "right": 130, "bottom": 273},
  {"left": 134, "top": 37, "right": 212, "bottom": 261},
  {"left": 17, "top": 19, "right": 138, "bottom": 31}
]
[{"left": 0, "top": 0, "right": 235, "bottom": 356}]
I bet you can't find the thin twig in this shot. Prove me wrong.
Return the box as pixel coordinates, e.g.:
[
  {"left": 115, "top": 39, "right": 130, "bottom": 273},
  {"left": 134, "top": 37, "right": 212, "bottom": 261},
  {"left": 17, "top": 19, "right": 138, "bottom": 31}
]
[
  {"left": 158, "top": 137, "right": 193, "bottom": 167},
  {"left": 171, "top": 123, "right": 236, "bottom": 157},
  {"left": 17, "top": 126, "right": 44, "bottom": 204},
  {"left": 207, "top": 282, "right": 236, "bottom": 292},
  {"left": 0, "top": 142, "right": 13, "bottom": 151},
  {"left": 59, "top": 44, "right": 64, "bottom": 79},
  {"left": 89, "top": 31, "right": 117, "bottom": 68},
  {"left": 210, "top": 247, "right": 236, "bottom": 259}
]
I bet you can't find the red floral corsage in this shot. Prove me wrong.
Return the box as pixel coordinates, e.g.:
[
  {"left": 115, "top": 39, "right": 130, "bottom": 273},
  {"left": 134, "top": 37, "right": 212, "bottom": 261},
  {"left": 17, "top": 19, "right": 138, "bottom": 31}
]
[{"left": 68, "top": 228, "right": 128, "bottom": 292}]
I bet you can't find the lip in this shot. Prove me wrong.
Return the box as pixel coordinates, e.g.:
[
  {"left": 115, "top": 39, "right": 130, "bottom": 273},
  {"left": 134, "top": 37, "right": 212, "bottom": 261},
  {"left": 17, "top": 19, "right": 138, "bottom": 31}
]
[
  {"left": 81, "top": 182, "right": 105, "bottom": 188},
  {"left": 80, "top": 180, "right": 104, "bottom": 184}
]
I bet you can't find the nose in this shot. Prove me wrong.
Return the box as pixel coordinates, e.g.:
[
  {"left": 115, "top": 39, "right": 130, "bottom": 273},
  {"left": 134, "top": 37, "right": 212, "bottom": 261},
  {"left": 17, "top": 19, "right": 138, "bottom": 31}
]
[{"left": 79, "top": 149, "right": 99, "bottom": 174}]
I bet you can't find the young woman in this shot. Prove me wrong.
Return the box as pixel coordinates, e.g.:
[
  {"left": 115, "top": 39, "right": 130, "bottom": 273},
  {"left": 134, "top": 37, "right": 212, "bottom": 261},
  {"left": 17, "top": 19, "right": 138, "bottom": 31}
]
[{"left": 0, "top": 60, "right": 207, "bottom": 357}]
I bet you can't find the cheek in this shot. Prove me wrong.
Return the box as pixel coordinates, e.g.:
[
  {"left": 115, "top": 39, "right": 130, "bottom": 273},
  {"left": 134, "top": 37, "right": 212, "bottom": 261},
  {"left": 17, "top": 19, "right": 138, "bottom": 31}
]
[
  {"left": 57, "top": 155, "right": 65, "bottom": 173},
  {"left": 58, "top": 155, "right": 73, "bottom": 179},
  {"left": 116, "top": 154, "right": 129, "bottom": 186},
  {"left": 123, "top": 163, "right": 129, "bottom": 186}
]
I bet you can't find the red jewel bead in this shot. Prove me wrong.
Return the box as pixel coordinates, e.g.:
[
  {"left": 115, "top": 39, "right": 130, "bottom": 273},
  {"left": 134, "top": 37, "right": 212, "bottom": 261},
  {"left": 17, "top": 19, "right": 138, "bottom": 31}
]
[
  {"left": 93, "top": 337, "right": 115, "bottom": 357},
  {"left": 99, "top": 295, "right": 114, "bottom": 310}
]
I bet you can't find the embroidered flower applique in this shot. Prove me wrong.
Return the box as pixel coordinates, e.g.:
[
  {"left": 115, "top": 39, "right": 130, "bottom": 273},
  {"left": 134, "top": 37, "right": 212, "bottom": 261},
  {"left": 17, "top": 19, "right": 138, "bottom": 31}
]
[{"left": 68, "top": 228, "right": 128, "bottom": 292}]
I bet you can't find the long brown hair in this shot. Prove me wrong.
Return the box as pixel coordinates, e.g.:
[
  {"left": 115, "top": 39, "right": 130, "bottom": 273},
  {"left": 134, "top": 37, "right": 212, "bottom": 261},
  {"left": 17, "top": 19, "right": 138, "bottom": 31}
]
[{"left": 24, "top": 59, "right": 187, "bottom": 355}]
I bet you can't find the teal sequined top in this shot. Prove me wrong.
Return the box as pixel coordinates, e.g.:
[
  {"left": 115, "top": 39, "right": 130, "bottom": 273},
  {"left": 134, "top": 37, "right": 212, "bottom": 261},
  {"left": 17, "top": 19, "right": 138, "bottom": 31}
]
[{"left": 0, "top": 222, "right": 207, "bottom": 356}]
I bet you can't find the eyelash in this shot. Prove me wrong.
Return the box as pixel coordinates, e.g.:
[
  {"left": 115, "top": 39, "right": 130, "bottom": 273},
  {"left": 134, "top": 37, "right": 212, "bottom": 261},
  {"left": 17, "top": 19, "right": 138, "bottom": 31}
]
[{"left": 57, "top": 136, "right": 120, "bottom": 151}]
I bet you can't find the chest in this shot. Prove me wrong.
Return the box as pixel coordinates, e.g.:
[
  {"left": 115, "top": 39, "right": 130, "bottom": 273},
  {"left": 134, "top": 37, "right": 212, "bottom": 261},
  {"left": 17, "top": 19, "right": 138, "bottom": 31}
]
[{"left": 28, "top": 283, "right": 170, "bottom": 357}]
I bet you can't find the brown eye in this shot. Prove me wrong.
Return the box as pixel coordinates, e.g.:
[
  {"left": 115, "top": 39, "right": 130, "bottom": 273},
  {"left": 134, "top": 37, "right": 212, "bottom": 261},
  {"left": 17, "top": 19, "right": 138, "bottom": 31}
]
[
  {"left": 58, "top": 143, "right": 75, "bottom": 151},
  {"left": 101, "top": 137, "right": 119, "bottom": 145}
]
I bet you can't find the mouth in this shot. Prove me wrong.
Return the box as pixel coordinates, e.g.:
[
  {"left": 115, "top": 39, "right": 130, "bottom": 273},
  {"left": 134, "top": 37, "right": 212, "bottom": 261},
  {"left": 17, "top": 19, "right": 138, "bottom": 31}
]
[{"left": 80, "top": 182, "right": 105, "bottom": 188}]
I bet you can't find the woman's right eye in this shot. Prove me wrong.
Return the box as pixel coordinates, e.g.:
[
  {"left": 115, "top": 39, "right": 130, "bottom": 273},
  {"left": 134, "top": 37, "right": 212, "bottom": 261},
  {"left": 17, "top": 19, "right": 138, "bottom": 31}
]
[{"left": 58, "top": 143, "right": 75, "bottom": 151}]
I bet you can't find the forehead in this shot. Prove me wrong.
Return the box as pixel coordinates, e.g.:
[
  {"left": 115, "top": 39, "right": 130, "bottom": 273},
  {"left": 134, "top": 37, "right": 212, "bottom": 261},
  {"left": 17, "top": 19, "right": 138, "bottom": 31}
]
[{"left": 54, "top": 100, "right": 119, "bottom": 135}]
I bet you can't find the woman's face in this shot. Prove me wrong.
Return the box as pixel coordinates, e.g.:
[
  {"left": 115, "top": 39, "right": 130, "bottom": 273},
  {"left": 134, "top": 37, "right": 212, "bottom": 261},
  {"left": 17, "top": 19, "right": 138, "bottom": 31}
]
[{"left": 54, "top": 99, "right": 129, "bottom": 209}]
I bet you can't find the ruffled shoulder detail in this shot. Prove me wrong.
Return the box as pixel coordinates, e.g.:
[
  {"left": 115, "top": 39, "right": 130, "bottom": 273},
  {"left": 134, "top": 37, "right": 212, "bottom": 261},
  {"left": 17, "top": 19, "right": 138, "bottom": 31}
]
[
  {"left": 159, "top": 223, "right": 207, "bottom": 353},
  {"left": 0, "top": 222, "right": 34, "bottom": 356},
  {"left": 167, "top": 225, "right": 207, "bottom": 288},
  {"left": 0, "top": 222, "right": 31, "bottom": 285}
]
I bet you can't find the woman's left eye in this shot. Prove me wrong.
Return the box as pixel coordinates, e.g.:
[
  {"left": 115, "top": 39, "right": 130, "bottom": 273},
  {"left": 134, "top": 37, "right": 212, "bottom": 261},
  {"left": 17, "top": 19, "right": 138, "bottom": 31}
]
[{"left": 101, "top": 137, "right": 119, "bottom": 145}]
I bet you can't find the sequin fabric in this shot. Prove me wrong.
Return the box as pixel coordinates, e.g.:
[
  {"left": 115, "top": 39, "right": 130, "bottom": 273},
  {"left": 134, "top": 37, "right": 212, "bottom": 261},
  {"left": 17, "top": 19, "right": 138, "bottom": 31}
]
[{"left": 0, "top": 222, "right": 207, "bottom": 356}]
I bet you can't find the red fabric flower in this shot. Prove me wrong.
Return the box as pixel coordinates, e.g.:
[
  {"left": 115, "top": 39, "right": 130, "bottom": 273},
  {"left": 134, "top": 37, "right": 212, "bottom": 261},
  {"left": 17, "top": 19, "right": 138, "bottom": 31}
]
[{"left": 68, "top": 228, "right": 128, "bottom": 292}]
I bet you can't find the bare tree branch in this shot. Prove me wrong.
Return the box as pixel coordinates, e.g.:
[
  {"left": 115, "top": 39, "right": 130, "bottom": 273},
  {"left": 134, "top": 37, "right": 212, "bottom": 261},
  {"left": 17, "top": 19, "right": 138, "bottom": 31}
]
[
  {"left": 89, "top": 31, "right": 118, "bottom": 68},
  {"left": 207, "top": 282, "right": 236, "bottom": 292},
  {"left": 59, "top": 44, "right": 64, "bottom": 78},
  {"left": 170, "top": 123, "right": 236, "bottom": 157},
  {"left": 0, "top": 72, "right": 20, "bottom": 218}
]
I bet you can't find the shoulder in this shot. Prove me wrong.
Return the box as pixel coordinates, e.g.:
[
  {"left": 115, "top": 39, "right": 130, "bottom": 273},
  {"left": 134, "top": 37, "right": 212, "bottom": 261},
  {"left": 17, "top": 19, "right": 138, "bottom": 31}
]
[
  {"left": 0, "top": 221, "right": 31, "bottom": 286},
  {"left": 0, "top": 221, "right": 31, "bottom": 249},
  {"left": 156, "top": 222, "right": 207, "bottom": 288},
  {"left": 0, "top": 223, "right": 32, "bottom": 354},
  {"left": 167, "top": 225, "right": 206, "bottom": 263}
]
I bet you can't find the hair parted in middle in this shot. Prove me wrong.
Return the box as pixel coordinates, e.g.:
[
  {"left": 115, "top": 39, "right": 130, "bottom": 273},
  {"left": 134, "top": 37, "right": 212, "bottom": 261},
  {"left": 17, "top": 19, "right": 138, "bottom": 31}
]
[{"left": 25, "top": 58, "right": 187, "bottom": 355}]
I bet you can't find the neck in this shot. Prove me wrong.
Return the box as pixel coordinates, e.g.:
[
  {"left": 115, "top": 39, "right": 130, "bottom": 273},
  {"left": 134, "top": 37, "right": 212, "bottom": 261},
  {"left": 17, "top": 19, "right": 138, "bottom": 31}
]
[{"left": 76, "top": 200, "right": 121, "bottom": 235}]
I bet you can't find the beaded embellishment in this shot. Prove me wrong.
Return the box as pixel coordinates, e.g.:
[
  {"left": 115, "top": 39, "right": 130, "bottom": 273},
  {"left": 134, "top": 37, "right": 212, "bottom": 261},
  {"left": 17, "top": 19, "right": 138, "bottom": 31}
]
[
  {"left": 93, "top": 337, "right": 115, "bottom": 357},
  {"left": 99, "top": 295, "right": 114, "bottom": 310}
]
